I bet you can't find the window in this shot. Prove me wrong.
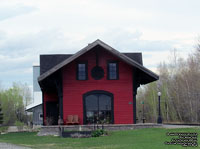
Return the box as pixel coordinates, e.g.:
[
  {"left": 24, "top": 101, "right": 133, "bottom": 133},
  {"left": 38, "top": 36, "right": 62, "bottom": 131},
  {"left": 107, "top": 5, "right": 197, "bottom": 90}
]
[
  {"left": 83, "top": 91, "right": 114, "bottom": 124},
  {"left": 107, "top": 61, "right": 119, "bottom": 80},
  {"left": 39, "top": 113, "right": 43, "bottom": 121},
  {"left": 77, "top": 62, "right": 88, "bottom": 80},
  {"left": 107, "top": 62, "right": 119, "bottom": 80}
]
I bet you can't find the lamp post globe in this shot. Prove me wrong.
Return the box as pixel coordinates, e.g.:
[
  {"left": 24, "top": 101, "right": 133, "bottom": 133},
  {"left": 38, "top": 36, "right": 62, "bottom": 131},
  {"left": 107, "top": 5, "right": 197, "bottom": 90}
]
[{"left": 157, "top": 92, "right": 162, "bottom": 124}]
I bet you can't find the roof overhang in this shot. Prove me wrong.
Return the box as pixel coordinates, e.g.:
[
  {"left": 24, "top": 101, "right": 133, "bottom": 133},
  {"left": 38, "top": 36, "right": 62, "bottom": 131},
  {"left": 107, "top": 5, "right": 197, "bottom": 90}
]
[
  {"left": 26, "top": 91, "right": 42, "bottom": 111},
  {"left": 38, "top": 39, "right": 159, "bottom": 84}
]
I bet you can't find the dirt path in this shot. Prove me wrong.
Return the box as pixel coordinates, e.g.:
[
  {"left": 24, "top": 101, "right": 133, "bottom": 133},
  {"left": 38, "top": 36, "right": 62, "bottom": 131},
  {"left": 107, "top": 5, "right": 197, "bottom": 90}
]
[{"left": 0, "top": 143, "right": 31, "bottom": 149}]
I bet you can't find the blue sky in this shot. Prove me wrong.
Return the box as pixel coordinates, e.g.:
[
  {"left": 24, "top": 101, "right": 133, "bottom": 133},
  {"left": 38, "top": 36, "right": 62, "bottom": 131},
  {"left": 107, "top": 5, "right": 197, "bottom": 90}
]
[{"left": 0, "top": 0, "right": 199, "bottom": 89}]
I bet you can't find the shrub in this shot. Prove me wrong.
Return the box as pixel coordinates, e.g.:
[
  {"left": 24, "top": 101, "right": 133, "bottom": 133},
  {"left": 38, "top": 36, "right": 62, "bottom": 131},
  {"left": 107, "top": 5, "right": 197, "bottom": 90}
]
[
  {"left": 0, "top": 126, "right": 8, "bottom": 133},
  {"left": 15, "top": 121, "right": 24, "bottom": 131},
  {"left": 91, "top": 129, "right": 106, "bottom": 137}
]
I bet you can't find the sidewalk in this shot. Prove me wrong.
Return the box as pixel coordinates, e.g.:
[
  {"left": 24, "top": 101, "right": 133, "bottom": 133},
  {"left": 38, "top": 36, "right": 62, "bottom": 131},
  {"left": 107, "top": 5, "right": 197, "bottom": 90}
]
[{"left": 162, "top": 124, "right": 199, "bottom": 129}]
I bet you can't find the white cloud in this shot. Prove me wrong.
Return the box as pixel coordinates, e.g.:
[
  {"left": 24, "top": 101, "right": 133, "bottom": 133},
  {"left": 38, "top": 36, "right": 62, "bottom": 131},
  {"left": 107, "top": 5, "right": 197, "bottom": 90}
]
[
  {"left": 0, "top": 0, "right": 199, "bottom": 88},
  {"left": 0, "top": 3, "right": 37, "bottom": 21},
  {"left": 0, "top": 27, "right": 194, "bottom": 88}
]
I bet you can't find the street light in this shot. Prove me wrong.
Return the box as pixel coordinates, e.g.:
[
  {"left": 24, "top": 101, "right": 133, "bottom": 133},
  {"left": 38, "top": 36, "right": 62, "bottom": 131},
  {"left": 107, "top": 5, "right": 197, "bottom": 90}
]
[
  {"left": 157, "top": 92, "right": 162, "bottom": 124},
  {"left": 141, "top": 101, "right": 145, "bottom": 123}
]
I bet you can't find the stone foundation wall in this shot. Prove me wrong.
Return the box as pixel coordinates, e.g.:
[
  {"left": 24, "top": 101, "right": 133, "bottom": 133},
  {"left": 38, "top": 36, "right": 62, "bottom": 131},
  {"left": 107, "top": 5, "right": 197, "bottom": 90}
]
[{"left": 37, "top": 123, "right": 162, "bottom": 136}]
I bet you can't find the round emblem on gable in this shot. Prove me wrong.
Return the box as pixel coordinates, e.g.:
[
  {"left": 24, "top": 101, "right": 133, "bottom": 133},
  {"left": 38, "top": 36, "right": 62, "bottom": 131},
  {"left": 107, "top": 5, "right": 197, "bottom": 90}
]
[{"left": 91, "top": 66, "right": 104, "bottom": 80}]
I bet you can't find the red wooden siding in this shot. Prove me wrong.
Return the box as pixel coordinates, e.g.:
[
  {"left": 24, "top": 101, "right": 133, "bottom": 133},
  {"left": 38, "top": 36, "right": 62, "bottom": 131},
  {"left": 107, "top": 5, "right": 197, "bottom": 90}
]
[
  {"left": 43, "top": 92, "right": 58, "bottom": 125},
  {"left": 62, "top": 49, "right": 134, "bottom": 124}
]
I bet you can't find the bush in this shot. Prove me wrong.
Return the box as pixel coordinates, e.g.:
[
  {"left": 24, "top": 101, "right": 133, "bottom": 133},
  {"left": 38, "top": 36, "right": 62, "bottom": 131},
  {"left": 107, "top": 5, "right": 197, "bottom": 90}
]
[
  {"left": 0, "top": 126, "right": 8, "bottom": 133},
  {"left": 15, "top": 121, "right": 24, "bottom": 131},
  {"left": 91, "top": 129, "right": 106, "bottom": 137}
]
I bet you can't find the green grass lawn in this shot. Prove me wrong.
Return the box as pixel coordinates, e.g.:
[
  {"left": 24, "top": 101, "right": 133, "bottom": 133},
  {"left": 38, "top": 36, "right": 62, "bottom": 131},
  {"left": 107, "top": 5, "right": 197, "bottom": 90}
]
[{"left": 0, "top": 128, "right": 199, "bottom": 149}]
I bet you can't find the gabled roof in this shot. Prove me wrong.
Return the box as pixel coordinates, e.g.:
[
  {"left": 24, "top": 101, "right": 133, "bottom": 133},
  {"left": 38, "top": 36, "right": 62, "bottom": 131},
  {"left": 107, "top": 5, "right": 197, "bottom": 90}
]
[
  {"left": 26, "top": 103, "right": 42, "bottom": 112},
  {"left": 26, "top": 92, "right": 42, "bottom": 111},
  {"left": 38, "top": 39, "right": 159, "bottom": 83},
  {"left": 40, "top": 54, "right": 73, "bottom": 75},
  {"left": 39, "top": 53, "right": 143, "bottom": 76}
]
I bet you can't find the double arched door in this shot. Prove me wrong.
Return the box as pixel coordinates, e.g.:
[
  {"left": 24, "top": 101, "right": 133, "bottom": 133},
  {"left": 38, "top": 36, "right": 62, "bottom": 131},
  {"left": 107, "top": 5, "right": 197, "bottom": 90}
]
[{"left": 83, "top": 91, "right": 114, "bottom": 124}]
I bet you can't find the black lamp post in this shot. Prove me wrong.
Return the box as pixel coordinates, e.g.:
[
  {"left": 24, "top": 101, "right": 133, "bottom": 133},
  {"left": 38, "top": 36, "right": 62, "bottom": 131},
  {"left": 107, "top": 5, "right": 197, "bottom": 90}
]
[
  {"left": 141, "top": 101, "right": 145, "bottom": 123},
  {"left": 157, "top": 92, "right": 162, "bottom": 124}
]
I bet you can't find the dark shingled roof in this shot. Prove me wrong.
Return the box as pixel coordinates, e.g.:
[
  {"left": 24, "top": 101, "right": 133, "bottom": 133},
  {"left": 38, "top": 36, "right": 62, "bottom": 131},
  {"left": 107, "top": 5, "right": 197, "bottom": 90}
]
[
  {"left": 40, "top": 54, "right": 72, "bottom": 75},
  {"left": 38, "top": 39, "right": 159, "bottom": 84},
  {"left": 123, "top": 53, "right": 143, "bottom": 66},
  {"left": 40, "top": 53, "right": 143, "bottom": 75}
]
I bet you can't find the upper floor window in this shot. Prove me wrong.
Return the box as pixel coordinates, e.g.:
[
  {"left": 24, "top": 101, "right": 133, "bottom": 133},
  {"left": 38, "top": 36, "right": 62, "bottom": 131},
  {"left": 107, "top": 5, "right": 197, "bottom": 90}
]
[
  {"left": 107, "top": 61, "right": 119, "bottom": 80},
  {"left": 77, "top": 62, "right": 88, "bottom": 80}
]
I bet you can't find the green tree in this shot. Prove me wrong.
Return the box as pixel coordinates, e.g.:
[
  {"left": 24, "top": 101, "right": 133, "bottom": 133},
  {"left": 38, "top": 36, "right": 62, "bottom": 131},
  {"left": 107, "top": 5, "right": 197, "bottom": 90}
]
[{"left": 0, "top": 82, "right": 32, "bottom": 125}]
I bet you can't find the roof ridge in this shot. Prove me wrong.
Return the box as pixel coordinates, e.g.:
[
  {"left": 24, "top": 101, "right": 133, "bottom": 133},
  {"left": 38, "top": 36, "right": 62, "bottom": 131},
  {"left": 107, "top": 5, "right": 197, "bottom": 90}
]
[{"left": 38, "top": 39, "right": 158, "bottom": 83}]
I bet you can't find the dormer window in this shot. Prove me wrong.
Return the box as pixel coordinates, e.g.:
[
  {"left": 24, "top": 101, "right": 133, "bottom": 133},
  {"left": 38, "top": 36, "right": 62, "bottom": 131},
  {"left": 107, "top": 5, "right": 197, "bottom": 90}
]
[
  {"left": 107, "top": 61, "right": 119, "bottom": 80},
  {"left": 77, "top": 62, "right": 88, "bottom": 80}
]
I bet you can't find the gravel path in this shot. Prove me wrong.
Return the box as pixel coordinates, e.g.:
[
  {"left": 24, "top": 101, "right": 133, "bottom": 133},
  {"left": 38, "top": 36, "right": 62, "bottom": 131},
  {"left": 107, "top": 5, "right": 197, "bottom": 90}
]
[{"left": 0, "top": 143, "right": 31, "bottom": 149}]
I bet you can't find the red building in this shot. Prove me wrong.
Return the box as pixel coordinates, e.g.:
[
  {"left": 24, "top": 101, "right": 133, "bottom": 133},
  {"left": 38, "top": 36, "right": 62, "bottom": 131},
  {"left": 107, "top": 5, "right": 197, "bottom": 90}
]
[{"left": 38, "top": 39, "right": 158, "bottom": 125}]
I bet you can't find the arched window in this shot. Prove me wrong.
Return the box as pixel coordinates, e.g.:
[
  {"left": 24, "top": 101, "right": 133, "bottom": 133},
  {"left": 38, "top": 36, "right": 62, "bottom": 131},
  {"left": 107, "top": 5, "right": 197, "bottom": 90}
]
[{"left": 83, "top": 91, "right": 114, "bottom": 124}]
